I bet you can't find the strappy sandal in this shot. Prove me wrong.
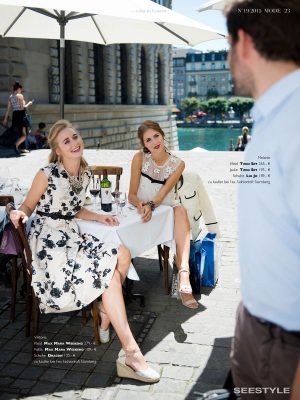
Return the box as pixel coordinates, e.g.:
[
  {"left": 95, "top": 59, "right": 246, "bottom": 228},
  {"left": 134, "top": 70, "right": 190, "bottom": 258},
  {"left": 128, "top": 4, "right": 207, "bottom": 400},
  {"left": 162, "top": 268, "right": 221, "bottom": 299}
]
[
  {"left": 116, "top": 348, "right": 160, "bottom": 383},
  {"left": 178, "top": 269, "right": 199, "bottom": 309}
]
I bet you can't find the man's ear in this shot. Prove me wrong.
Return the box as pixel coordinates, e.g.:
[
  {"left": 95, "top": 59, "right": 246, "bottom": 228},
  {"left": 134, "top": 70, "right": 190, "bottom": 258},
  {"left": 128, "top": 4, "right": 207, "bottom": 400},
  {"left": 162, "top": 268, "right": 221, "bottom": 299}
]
[{"left": 236, "top": 29, "right": 255, "bottom": 62}]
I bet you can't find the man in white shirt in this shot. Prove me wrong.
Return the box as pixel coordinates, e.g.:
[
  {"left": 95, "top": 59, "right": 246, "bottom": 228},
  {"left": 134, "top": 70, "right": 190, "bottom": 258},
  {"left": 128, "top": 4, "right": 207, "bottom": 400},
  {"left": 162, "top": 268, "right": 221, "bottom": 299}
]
[{"left": 224, "top": 1, "right": 300, "bottom": 398}]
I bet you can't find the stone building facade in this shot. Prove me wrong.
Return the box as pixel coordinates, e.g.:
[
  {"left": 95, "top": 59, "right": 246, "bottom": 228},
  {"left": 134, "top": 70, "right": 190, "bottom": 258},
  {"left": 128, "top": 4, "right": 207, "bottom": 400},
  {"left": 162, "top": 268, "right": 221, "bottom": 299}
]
[
  {"left": 0, "top": 0, "right": 178, "bottom": 150},
  {"left": 173, "top": 49, "right": 232, "bottom": 104}
]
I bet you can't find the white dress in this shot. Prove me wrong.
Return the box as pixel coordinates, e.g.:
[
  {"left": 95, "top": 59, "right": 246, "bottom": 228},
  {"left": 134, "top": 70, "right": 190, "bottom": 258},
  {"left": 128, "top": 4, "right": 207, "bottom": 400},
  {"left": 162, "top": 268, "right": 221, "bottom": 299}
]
[
  {"left": 29, "top": 162, "right": 118, "bottom": 314},
  {"left": 137, "top": 151, "right": 182, "bottom": 207}
]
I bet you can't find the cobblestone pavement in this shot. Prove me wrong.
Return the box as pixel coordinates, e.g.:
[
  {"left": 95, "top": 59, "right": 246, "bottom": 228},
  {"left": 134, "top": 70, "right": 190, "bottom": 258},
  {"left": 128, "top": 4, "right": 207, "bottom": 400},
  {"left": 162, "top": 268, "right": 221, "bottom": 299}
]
[{"left": 0, "top": 149, "right": 243, "bottom": 399}]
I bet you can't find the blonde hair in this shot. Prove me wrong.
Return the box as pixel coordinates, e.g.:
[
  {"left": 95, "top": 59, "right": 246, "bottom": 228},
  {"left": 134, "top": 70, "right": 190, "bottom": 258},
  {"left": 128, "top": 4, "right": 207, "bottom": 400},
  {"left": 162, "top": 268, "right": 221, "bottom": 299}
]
[{"left": 48, "top": 119, "right": 88, "bottom": 170}]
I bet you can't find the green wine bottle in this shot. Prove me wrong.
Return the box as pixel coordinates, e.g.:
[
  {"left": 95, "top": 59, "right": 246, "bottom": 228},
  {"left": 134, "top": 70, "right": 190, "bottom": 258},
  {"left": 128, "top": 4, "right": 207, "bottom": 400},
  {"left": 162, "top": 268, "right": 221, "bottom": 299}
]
[{"left": 100, "top": 169, "right": 112, "bottom": 212}]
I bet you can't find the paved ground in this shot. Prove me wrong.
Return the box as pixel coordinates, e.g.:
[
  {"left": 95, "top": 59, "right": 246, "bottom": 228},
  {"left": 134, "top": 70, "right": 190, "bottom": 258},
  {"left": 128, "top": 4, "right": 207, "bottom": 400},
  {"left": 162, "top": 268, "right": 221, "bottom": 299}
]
[{"left": 0, "top": 148, "right": 243, "bottom": 399}]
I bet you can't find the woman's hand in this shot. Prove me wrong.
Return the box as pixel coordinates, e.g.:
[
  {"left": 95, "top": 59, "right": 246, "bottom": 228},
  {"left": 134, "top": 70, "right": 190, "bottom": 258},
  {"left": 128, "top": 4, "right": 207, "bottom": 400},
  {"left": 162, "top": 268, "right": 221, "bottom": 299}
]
[
  {"left": 9, "top": 210, "right": 28, "bottom": 229},
  {"left": 140, "top": 203, "right": 152, "bottom": 223},
  {"left": 97, "top": 214, "right": 119, "bottom": 226}
]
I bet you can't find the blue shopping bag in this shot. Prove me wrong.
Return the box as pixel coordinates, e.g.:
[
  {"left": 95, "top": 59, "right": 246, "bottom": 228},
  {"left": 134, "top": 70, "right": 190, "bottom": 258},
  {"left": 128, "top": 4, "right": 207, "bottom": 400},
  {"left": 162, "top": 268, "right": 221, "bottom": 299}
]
[
  {"left": 189, "top": 240, "right": 206, "bottom": 295},
  {"left": 201, "top": 233, "right": 218, "bottom": 287}
]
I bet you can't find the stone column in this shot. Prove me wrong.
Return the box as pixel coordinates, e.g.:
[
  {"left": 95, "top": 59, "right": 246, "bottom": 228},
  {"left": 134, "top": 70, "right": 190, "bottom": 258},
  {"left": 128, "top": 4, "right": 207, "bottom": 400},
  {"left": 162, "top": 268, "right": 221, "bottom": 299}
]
[
  {"left": 147, "top": 45, "right": 156, "bottom": 105},
  {"left": 87, "top": 43, "right": 95, "bottom": 104},
  {"left": 72, "top": 42, "right": 86, "bottom": 103},
  {"left": 48, "top": 40, "right": 59, "bottom": 104},
  {"left": 104, "top": 45, "right": 118, "bottom": 104}
]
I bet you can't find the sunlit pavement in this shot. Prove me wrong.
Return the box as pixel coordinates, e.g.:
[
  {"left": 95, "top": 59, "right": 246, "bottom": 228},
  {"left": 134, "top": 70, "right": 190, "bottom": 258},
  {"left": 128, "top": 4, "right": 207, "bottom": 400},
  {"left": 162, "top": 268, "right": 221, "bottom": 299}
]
[{"left": 0, "top": 149, "right": 243, "bottom": 400}]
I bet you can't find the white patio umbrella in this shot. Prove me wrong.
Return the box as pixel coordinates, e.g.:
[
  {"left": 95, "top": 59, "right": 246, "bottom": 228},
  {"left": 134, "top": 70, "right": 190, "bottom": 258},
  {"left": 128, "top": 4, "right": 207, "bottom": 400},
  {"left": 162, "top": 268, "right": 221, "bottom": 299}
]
[
  {"left": 0, "top": 0, "right": 224, "bottom": 118},
  {"left": 197, "top": 0, "right": 227, "bottom": 12}
]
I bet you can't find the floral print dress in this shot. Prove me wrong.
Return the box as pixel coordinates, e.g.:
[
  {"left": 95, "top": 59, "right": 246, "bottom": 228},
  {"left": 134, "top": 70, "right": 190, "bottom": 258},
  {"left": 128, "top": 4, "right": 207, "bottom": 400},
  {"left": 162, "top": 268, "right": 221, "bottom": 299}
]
[
  {"left": 29, "top": 162, "right": 118, "bottom": 314},
  {"left": 137, "top": 151, "right": 182, "bottom": 207}
]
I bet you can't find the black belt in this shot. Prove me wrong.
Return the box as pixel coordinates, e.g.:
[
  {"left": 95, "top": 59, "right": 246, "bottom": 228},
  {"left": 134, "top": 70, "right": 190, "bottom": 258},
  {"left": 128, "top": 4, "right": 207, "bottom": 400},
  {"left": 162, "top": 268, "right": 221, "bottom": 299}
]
[
  {"left": 255, "top": 316, "right": 300, "bottom": 347},
  {"left": 36, "top": 211, "right": 74, "bottom": 220}
]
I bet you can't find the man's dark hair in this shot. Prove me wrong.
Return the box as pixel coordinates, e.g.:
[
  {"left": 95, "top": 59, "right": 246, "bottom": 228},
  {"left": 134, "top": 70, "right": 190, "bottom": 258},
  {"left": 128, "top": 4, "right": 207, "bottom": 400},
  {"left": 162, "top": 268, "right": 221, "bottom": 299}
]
[
  {"left": 38, "top": 122, "right": 46, "bottom": 129},
  {"left": 225, "top": 0, "right": 300, "bottom": 65}
]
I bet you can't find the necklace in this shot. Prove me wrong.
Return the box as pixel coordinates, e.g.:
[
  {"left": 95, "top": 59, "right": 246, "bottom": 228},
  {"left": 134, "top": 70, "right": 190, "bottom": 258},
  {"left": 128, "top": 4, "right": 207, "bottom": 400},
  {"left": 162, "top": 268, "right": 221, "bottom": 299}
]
[{"left": 65, "top": 169, "right": 84, "bottom": 194}]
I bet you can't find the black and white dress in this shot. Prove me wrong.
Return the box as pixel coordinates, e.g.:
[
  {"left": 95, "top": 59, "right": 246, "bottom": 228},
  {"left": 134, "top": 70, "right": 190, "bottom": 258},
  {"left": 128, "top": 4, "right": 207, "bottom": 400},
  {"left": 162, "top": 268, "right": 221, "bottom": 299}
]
[{"left": 29, "top": 162, "right": 118, "bottom": 314}]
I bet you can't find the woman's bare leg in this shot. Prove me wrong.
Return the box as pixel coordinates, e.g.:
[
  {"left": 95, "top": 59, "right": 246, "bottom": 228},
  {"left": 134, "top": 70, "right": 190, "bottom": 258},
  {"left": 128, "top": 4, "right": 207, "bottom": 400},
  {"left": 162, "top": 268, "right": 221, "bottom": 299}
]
[
  {"left": 15, "top": 134, "right": 26, "bottom": 150},
  {"left": 173, "top": 206, "right": 198, "bottom": 307},
  {"left": 101, "top": 245, "right": 148, "bottom": 371}
]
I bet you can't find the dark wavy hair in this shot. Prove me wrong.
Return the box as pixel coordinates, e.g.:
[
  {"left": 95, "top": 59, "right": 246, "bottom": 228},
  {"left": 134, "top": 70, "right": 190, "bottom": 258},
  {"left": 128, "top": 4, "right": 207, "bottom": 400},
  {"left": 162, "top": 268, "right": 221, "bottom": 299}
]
[
  {"left": 13, "top": 81, "right": 22, "bottom": 91},
  {"left": 224, "top": 0, "right": 300, "bottom": 65}
]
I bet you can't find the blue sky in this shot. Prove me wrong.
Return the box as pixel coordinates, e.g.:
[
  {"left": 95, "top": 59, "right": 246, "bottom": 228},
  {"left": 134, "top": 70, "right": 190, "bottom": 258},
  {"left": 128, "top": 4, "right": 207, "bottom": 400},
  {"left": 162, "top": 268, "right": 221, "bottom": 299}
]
[{"left": 172, "top": 0, "right": 229, "bottom": 52}]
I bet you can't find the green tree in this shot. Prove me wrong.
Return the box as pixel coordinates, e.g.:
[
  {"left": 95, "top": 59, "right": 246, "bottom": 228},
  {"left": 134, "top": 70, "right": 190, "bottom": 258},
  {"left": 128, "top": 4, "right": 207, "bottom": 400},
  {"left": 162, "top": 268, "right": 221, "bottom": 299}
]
[
  {"left": 205, "top": 97, "right": 228, "bottom": 122},
  {"left": 228, "top": 97, "right": 254, "bottom": 119},
  {"left": 206, "top": 88, "right": 219, "bottom": 99},
  {"left": 180, "top": 97, "right": 201, "bottom": 117}
]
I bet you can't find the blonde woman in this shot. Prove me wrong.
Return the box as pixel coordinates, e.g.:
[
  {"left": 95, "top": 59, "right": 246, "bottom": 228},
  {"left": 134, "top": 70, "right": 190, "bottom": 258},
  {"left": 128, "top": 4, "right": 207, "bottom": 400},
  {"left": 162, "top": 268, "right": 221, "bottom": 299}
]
[{"left": 9, "top": 119, "right": 160, "bottom": 383}]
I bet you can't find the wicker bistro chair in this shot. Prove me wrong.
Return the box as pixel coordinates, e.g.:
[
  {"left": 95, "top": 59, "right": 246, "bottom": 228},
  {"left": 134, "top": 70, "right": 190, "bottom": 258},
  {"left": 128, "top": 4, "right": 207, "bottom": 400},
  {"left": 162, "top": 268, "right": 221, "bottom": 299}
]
[
  {"left": 6, "top": 204, "right": 101, "bottom": 358},
  {"left": 0, "top": 195, "right": 21, "bottom": 321}
]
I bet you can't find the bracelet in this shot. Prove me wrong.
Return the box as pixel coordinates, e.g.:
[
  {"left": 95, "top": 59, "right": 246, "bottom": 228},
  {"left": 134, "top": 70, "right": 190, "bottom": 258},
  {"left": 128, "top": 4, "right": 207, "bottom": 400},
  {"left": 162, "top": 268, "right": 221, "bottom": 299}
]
[
  {"left": 5, "top": 202, "right": 16, "bottom": 216},
  {"left": 147, "top": 201, "right": 155, "bottom": 211}
]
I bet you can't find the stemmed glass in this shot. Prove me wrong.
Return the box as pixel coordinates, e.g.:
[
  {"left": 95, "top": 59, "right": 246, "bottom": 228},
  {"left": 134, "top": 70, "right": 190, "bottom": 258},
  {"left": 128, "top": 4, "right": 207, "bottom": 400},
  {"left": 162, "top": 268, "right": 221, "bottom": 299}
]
[
  {"left": 119, "top": 193, "right": 127, "bottom": 216},
  {"left": 113, "top": 191, "right": 120, "bottom": 216},
  {"left": 89, "top": 179, "right": 100, "bottom": 211}
]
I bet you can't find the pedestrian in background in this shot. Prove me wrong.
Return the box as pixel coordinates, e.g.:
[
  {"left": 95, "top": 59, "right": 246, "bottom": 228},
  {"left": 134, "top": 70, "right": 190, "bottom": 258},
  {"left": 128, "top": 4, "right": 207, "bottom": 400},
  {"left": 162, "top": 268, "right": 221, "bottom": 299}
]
[
  {"left": 225, "top": 0, "right": 300, "bottom": 398},
  {"left": 3, "top": 81, "right": 33, "bottom": 155},
  {"left": 235, "top": 126, "right": 251, "bottom": 151}
]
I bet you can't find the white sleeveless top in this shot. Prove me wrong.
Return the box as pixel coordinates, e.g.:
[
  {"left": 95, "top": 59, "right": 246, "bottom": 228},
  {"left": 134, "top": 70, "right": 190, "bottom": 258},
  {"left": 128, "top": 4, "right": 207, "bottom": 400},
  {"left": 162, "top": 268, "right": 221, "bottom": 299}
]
[{"left": 137, "top": 151, "right": 182, "bottom": 207}]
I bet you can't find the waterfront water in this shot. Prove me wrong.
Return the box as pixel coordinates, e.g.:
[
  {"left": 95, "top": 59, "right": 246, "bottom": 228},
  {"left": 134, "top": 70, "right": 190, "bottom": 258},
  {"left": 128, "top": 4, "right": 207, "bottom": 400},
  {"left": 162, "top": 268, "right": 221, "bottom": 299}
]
[{"left": 178, "top": 127, "right": 242, "bottom": 151}]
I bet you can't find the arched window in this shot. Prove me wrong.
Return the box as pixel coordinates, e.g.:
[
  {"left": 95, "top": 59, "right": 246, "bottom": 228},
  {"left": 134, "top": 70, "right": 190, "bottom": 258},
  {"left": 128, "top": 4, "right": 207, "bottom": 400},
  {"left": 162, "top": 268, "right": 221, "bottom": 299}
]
[
  {"left": 120, "top": 44, "right": 128, "bottom": 104},
  {"left": 94, "top": 44, "right": 105, "bottom": 104},
  {"left": 141, "top": 46, "right": 147, "bottom": 104}
]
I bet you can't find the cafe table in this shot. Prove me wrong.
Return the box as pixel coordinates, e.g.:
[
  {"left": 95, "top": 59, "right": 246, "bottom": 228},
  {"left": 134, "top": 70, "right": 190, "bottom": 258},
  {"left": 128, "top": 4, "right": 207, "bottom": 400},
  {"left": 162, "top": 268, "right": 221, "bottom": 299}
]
[
  {"left": 76, "top": 204, "right": 175, "bottom": 281},
  {"left": 0, "top": 204, "right": 176, "bottom": 283}
]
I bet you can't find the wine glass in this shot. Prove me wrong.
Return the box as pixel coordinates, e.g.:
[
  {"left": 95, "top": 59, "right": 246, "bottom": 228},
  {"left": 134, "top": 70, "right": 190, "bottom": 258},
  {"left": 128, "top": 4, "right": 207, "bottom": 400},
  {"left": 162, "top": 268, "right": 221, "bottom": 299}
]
[
  {"left": 89, "top": 181, "right": 100, "bottom": 211},
  {"left": 114, "top": 191, "right": 120, "bottom": 216},
  {"left": 119, "top": 193, "right": 127, "bottom": 216}
]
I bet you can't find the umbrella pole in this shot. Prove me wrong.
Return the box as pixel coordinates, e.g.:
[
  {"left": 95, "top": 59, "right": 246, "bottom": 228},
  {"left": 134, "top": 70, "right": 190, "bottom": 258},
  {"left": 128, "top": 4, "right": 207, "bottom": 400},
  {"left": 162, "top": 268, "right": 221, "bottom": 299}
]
[{"left": 59, "top": 12, "right": 66, "bottom": 119}]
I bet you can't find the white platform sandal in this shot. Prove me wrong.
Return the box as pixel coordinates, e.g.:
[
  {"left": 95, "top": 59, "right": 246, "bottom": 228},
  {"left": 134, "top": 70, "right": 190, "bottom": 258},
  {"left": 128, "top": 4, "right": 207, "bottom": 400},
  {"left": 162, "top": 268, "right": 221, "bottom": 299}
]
[{"left": 116, "top": 349, "right": 160, "bottom": 383}]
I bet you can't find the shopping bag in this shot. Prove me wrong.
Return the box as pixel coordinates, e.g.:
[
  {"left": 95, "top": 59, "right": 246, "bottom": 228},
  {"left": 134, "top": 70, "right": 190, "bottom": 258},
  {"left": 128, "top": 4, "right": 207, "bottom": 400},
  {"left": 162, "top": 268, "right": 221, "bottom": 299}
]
[
  {"left": 0, "top": 223, "right": 21, "bottom": 255},
  {"left": 201, "top": 233, "right": 220, "bottom": 287},
  {"left": 189, "top": 239, "right": 206, "bottom": 295}
]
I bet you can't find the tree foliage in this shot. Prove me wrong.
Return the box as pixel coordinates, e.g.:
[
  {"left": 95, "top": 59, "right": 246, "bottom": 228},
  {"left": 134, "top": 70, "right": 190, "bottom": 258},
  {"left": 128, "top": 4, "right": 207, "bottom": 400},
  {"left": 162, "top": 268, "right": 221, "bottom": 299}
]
[
  {"left": 205, "top": 97, "right": 228, "bottom": 122},
  {"left": 180, "top": 97, "right": 201, "bottom": 116},
  {"left": 228, "top": 97, "right": 254, "bottom": 118}
]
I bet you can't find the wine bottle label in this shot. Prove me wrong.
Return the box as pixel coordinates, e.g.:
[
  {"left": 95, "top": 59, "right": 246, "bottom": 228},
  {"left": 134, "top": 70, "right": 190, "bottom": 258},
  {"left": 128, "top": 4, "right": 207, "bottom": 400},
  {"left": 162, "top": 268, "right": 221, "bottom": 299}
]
[{"left": 101, "top": 187, "right": 112, "bottom": 204}]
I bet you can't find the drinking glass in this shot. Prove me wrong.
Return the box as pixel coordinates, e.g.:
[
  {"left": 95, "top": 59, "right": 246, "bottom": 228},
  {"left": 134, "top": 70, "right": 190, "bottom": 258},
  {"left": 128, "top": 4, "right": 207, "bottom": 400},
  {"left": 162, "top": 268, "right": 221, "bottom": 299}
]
[
  {"left": 89, "top": 181, "right": 100, "bottom": 211},
  {"left": 114, "top": 191, "right": 120, "bottom": 216},
  {"left": 119, "top": 193, "right": 127, "bottom": 216}
]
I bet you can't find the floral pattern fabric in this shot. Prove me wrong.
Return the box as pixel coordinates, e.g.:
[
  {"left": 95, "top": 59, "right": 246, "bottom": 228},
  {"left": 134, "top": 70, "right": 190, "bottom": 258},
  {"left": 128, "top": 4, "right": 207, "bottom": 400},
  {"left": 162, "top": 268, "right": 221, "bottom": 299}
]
[
  {"left": 29, "top": 162, "right": 118, "bottom": 314},
  {"left": 138, "top": 151, "right": 182, "bottom": 207}
]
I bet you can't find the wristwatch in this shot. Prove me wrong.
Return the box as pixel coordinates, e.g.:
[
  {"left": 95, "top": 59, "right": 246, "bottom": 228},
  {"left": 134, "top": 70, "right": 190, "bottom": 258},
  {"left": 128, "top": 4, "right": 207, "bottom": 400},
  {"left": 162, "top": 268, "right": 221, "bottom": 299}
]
[{"left": 147, "top": 201, "right": 155, "bottom": 211}]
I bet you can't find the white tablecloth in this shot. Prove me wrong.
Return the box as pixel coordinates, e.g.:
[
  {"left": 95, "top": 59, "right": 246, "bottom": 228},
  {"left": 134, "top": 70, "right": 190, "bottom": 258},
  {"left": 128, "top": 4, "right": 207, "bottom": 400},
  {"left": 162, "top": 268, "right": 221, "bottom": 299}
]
[{"left": 1, "top": 205, "right": 176, "bottom": 281}]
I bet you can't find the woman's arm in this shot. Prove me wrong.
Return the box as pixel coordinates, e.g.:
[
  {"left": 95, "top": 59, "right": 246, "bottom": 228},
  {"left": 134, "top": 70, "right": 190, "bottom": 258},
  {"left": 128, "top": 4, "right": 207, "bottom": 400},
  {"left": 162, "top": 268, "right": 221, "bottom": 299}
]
[
  {"left": 128, "top": 152, "right": 152, "bottom": 222},
  {"left": 128, "top": 152, "right": 144, "bottom": 208},
  {"left": 75, "top": 207, "right": 118, "bottom": 226},
  {"left": 9, "top": 170, "right": 48, "bottom": 228},
  {"left": 152, "top": 160, "right": 185, "bottom": 208},
  {"left": 3, "top": 98, "right": 11, "bottom": 126}
]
